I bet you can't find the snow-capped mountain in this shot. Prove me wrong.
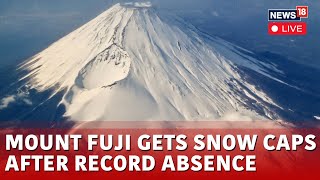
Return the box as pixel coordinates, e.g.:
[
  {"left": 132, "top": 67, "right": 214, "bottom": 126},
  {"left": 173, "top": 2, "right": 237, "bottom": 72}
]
[{"left": 16, "top": 2, "right": 287, "bottom": 121}]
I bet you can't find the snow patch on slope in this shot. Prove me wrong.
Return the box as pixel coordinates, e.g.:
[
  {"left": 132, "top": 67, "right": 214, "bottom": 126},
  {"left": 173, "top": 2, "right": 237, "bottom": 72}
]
[{"left": 76, "top": 45, "right": 131, "bottom": 89}]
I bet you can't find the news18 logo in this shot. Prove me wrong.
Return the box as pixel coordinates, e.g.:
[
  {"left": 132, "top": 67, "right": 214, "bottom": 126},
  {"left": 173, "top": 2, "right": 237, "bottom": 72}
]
[{"left": 268, "top": 6, "right": 308, "bottom": 35}]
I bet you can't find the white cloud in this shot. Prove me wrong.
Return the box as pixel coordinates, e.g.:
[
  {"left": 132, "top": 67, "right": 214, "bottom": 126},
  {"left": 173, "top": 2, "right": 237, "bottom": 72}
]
[
  {"left": 0, "top": 96, "right": 16, "bottom": 110},
  {"left": 0, "top": 90, "right": 32, "bottom": 111}
]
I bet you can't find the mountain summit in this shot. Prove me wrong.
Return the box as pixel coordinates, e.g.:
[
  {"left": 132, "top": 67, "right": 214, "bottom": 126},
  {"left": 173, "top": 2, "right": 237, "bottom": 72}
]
[{"left": 20, "top": 3, "right": 284, "bottom": 121}]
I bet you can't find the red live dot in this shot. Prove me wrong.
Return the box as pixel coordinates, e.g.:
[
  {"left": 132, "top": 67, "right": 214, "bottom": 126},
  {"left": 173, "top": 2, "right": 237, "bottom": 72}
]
[{"left": 271, "top": 25, "right": 279, "bottom": 33}]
